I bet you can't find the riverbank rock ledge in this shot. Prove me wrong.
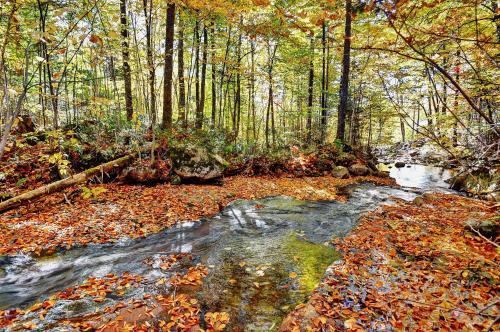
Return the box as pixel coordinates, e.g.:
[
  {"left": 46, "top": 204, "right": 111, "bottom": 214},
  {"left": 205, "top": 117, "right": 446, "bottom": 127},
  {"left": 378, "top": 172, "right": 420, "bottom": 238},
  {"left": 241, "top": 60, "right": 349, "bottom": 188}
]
[{"left": 448, "top": 167, "right": 499, "bottom": 201}]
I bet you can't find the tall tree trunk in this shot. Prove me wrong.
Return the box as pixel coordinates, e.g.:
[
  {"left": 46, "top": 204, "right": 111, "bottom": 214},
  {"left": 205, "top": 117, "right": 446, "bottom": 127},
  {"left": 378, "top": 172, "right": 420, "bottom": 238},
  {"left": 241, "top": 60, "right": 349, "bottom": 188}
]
[
  {"left": 400, "top": 117, "right": 406, "bottom": 142},
  {"left": 177, "top": 13, "right": 186, "bottom": 126},
  {"left": 367, "top": 107, "right": 373, "bottom": 147},
  {"left": 233, "top": 19, "right": 242, "bottom": 139},
  {"left": 37, "top": 0, "right": 59, "bottom": 129},
  {"left": 320, "top": 21, "right": 328, "bottom": 143},
  {"left": 120, "top": 0, "right": 134, "bottom": 122},
  {"left": 110, "top": 56, "right": 122, "bottom": 127},
  {"left": 196, "top": 25, "right": 208, "bottom": 129},
  {"left": 194, "top": 21, "right": 202, "bottom": 128},
  {"left": 211, "top": 24, "right": 217, "bottom": 127},
  {"left": 250, "top": 39, "right": 256, "bottom": 141},
  {"left": 453, "top": 50, "right": 460, "bottom": 144},
  {"left": 162, "top": 2, "right": 175, "bottom": 129},
  {"left": 143, "top": 0, "right": 156, "bottom": 127},
  {"left": 336, "top": 0, "right": 352, "bottom": 142},
  {"left": 265, "top": 42, "right": 278, "bottom": 149},
  {"left": 307, "top": 36, "right": 314, "bottom": 143},
  {"left": 219, "top": 27, "right": 232, "bottom": 128}
]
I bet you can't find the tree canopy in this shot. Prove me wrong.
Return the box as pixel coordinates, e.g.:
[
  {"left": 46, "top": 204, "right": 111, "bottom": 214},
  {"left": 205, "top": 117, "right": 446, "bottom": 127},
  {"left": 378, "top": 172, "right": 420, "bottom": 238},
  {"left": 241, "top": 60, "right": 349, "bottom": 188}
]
[{"left": 0, "top": 0, "right": 497, "bottom": 157}]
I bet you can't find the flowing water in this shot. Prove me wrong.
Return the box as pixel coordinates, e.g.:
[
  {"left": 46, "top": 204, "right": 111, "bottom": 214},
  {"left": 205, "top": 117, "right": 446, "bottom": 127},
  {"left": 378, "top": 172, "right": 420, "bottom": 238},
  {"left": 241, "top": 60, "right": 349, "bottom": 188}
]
[{"left": 0, "top": 164, "right": 455, "bottom": 331}]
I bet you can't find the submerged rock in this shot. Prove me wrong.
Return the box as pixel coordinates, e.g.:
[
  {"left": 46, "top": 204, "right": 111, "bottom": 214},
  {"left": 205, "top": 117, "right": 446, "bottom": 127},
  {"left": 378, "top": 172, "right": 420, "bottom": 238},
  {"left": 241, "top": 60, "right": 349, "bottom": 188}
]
[
  {"left": 331, "top": 166, "right": 349, "bottom": 179},
  {"left": 394, "top": 161, "right": 406, "bottom": 168}
]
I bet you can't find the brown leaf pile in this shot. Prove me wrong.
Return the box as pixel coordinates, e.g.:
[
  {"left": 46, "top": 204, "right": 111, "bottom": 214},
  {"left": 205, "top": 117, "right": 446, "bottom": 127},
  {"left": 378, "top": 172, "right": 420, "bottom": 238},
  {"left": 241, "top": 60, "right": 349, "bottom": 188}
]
[{"left": 280, "top": 193, "right": 499, "bottom": 331}]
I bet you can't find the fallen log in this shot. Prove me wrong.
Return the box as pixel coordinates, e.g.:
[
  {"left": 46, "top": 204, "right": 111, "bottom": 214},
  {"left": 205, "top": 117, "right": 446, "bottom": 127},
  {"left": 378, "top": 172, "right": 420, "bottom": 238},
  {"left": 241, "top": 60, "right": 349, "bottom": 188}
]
[{"left": 0, "top": 153, "right": 137, "bottom": 213}]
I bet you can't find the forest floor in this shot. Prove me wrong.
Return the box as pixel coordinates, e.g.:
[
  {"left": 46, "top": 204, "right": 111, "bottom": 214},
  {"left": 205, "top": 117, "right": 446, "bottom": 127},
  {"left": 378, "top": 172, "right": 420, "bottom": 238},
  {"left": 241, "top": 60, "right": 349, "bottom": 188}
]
[
  {"left": 280, "top": 193, "right": 499, "bottom": 331},
  {"left": 0, "top": 174, "right": 393, "bottom": 256}
]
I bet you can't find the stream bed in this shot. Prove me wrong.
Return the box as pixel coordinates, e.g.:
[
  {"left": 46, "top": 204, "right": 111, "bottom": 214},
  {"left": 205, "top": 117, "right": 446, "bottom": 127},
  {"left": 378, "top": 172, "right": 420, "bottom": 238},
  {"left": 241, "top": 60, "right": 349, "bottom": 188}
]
[{"left": 0, "top": 164, "right": 455, "bottom": 331}]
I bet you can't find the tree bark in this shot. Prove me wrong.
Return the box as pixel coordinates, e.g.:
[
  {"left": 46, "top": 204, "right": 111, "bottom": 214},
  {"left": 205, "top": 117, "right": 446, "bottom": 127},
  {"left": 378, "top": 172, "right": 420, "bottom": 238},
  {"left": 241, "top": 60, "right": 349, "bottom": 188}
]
[
  {"left": 143, "top": 0, "right": 156, "bottom": 127},
  {"left": 120, "top": 0, "right": 134, "bottom": 122},
  {"left": 320, "top": 21, "right": 328, "bottom": 143},
  {"left": 194, "top": 21, "right": 202, "bottom": 128},
  {"left": 196, "top": 25, "right": 208, "bottom": 129},
  {"left": 307, "top": 36, "right": 314, "bottom": 143},
  {"left": 37, "top": 0, "right": 59, "bottom": 129},
  {"left": 233, "top": 20, "right": 242, "bottom": 139},
  {"left": 162, "top": 2, "right": 175, "bottom": 129},
  {"left": 211, "top": 24, "right": 217, "bottom": 127},
  {"left": 177, "top": 13, "right": 186, "bottom": 126},
  {"left": 336, "top": 0, "right": 352, "bottom": 142}
]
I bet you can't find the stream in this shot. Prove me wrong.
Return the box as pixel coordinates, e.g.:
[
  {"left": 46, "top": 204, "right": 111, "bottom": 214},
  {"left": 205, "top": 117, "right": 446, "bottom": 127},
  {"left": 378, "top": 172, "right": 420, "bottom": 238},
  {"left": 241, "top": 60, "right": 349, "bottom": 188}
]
[{"left": 0, "top": 164, "right": 455, "bottom": 331}]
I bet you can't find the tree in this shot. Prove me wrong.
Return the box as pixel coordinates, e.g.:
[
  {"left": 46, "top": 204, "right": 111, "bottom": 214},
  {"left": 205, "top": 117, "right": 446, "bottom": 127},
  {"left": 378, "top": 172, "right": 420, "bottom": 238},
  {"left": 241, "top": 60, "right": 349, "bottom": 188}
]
[
  {"left": 142, "top": 0, "right": 156, "bottom": 127},
  {"left": 178, "top": 12, "right": 186, "bottom": 126},
  {"left": 336, "top": 0, "right": 352, "bottom": 142},
  {"left": 196, "top": 25, "right": 208, "bottom": 130},
  {"left": 307, "top": 36, "right": 314, "bottom": 143},
  {"left": 120, "top": 0, "right": 134, "bottom": 122},
  {"left": 162, "top": 2, "right": 175, "bottom": 129}
]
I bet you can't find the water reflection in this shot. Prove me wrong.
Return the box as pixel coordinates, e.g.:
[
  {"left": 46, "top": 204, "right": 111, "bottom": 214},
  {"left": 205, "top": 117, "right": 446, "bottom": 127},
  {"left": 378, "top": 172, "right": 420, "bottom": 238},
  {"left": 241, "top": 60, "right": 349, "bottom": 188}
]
[{"left": 389, "top": 164, "right": 454, "bottom": 192}]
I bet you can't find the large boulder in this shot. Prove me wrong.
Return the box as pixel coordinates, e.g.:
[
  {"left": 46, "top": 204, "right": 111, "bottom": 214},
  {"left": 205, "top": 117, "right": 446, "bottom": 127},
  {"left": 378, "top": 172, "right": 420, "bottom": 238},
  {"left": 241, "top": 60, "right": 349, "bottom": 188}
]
[
  {"left": 171, "top": 144, "right": 227, "bottom": 182},
  {"left": 332, "top": 166, "right": 349, "bottom": 179},
  {"left": 348, "top": 163, "right": 370, "bottom": 176}
]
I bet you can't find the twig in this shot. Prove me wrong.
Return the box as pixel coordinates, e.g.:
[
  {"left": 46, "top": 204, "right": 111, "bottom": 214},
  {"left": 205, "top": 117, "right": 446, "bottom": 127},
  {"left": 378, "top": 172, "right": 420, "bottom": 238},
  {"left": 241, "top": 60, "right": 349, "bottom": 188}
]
[
  {"left": 468, "top": 225, "right": 499, "bottom": 248},
  {"left": 63, "top": 193, "right": 72, "bottom": 206},
  {"left": 479, "top": 300, "right": 499, "bottom": 314},
  {"left": 487, "top": 316, "right": 499, "bottom": 332}
]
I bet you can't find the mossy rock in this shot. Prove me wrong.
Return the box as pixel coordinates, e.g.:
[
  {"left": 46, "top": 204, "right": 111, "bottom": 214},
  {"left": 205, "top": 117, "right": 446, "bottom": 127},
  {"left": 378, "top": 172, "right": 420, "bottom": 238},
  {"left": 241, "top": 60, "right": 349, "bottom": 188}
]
[
  {"left": 332, "top": 166, "right": 349, "bottom": 179},
  {"left": 449, "top": 167, "right": 499, "bottom": 194},
  {"left": 170, "top": 143, "right": 228, "bottom": 182}
]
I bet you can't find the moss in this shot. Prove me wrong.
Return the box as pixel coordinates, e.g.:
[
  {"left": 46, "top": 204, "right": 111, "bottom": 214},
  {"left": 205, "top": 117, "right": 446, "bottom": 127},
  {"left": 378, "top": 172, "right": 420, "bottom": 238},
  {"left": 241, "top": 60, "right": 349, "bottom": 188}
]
[
  {"left": 284, "top": 234, "right": 341, "bottom": 293},
  {"left": 263, "top": 198, "right": 308, "bottom": 210}
]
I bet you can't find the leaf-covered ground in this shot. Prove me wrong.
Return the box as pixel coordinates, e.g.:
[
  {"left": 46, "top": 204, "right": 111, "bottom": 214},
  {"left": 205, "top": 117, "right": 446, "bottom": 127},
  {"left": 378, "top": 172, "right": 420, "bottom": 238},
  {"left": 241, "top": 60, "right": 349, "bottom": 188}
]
[
  {"left": 0, "top": 175, "right": 393, "bottom": 256},
  {"left": 280, "top": 193, "right": 499, "bottom": 331}
]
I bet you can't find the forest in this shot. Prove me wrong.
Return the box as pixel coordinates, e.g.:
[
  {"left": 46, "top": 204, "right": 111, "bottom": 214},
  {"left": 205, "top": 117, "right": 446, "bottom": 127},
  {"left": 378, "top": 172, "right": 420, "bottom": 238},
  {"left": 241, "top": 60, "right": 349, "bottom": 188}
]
[{"left": 0, "top": 0, "right": 498, "bottom": 331}]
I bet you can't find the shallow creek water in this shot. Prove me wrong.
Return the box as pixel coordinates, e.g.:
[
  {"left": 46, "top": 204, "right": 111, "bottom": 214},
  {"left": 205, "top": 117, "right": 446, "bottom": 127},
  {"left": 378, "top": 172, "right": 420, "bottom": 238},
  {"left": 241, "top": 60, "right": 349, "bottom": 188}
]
[{"left": 0, "top": 164, "right": 455, "bottom": 331}]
